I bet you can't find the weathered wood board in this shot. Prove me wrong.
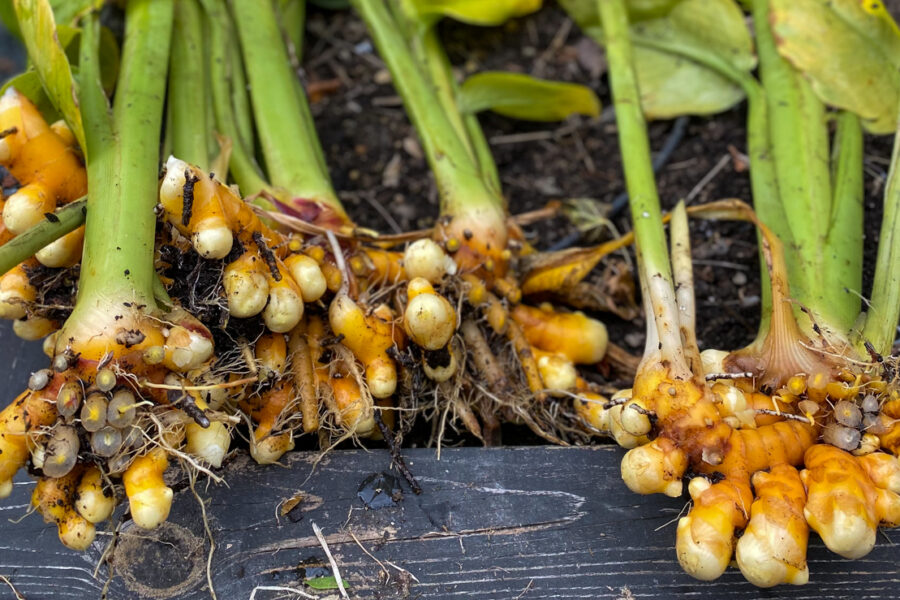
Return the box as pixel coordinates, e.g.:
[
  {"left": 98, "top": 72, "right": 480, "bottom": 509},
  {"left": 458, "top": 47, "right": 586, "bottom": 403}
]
[{"left": 1, "top": 329, "right": 899, "bottom": 600}]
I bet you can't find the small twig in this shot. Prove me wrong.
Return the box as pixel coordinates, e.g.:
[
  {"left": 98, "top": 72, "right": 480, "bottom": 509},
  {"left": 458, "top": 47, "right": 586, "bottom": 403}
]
[
  {"left": 357, "top": 191, "right": 403, "bottom": 234},
  {"left": 311, "top": 522, "right": 349, "bottom": 599},
  {"left": 348, "top": 529, "right": 390, "bottom": 583},
  {"left": 514, "top": 579, "right": 535, "bottom": 600},
  {"left": 510, "top": 202, "right": 562, "bottom": 226},
  {"left": 253, "top": 231, "right": 282, "bottom": 281},
  {"left": 654, "top": 500, "right": 693, "bottom": 532},
  {"left": 685, "top": 154, "right": 731, "bottom": 204},
  {"left": 249, "top": 585, "right": 315, "bottom": 600},
  {"left": 532, "top": 17, "right": 572, "bottom": 76},
  {"left": 0, "top": 575, "right": 25, "bottom": 600},
  {"left": 139, "top": 376, "right": 258, "bottom": 391},
  {"left": 374, "top": 411, "right": 422, "bottom": 495},
  {"left": 755, "top": 409, "right": 813, "bottom": 424},
  {"left": 705, "top": 371, "right": 754, "bottom": 381},
  {"left": 489, "top": 130, "right": 555, "bottom": 145}
]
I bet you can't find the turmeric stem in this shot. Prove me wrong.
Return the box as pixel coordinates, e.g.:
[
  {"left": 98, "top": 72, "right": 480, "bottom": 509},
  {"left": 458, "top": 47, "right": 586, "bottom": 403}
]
[
  {"left": 752, "top": 0, "right": 860, "bottom": 335},
  {"left": 198, "top": 0, "right": 269, "bottom": 199},
  {"left": 599, "top": 0, "right": 685, "bottom": 371},
  {"left": 0, "top": 198, "right": 85, "bottom": 276},
  {"left": 231, "top": 0, "right": 344, "bottom": 216},
  {"left": 862, "top": 108, "right": 900, "bottom": 355},
  {"left": 74, "top": 1, "right": 173, "bottom": 305},
  {"left": 168, "top": 0, "right": 210, "bottom": 168},
  {"left": 352, "top": 0, "right": 503, "bottom": 220}
]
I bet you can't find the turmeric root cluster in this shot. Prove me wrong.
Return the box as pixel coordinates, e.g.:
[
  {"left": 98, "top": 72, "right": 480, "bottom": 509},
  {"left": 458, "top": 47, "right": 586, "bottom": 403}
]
[
  {"left": 0, "top": 106, "right": 628, "bottom": 547},
  {"left": 0, "top": 90, "right": 84, "bottom": 339},
  {"left": 154, "top": 156, "right": 626, "bottom": 448},
  {"left": 0, "top": 305, "right": 237, "bottom": 548},
  {"left": 577, "top": 355, "right": 900, "bottom": 586}
]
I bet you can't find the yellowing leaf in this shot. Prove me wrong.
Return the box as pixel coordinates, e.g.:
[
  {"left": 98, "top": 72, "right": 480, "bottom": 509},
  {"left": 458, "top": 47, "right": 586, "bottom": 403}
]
[
  {"left": 410, "top": 0, "right": 542, "bottom": 27},
  {"left": 770, "top": 0, "right": 900, "bottom": 134},
  {"left": 459, "top": 71, "right": 600, "bottom": 121},
  {"left": 13, "top": 0, "right": 85, "bottom": 151}
]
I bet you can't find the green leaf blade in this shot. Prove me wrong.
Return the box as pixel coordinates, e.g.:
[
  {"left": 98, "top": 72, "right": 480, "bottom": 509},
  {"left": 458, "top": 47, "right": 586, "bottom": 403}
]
[
  {"left": 633, "top": 45, "right": 744, "bottom": 118},
  {"left": 459, "top": 71, "right": 600, "bottom": 121},
  {"left": 305, "top": 575, "right": 350, "bottom": 590}
]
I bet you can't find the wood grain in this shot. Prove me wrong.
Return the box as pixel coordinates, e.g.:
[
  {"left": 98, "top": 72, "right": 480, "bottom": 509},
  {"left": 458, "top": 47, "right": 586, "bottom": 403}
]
[{"left": 1, "top": 328, "right": 899, "bottom": 600}]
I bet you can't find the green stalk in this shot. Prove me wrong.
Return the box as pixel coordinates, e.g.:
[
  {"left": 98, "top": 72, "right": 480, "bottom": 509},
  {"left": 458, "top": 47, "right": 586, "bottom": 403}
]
[
  {"left": 168, "top": 0, "right": 209, "bottom": 168},
  {"left": 393, "top": 0, "right": 501, "bottom": 192},
  {"left": 827, "top": 111, "right": 864, "bottom": 326},
  {"left": 599, "top": 0, "right": 685, "bottom": 369},
  {"left": 861, "top": 116, "right": 900, "bottom": 355},
  {"left": 275, "top": 0, "right": 305, "bottom": 65},
  {"left": 231, "top": 0, "right": 343, "bottom": 214},
  {"left": 199, "top": 0, "right": 269, "bottom": 198},
  {"left": 74, "top": 0, "right": 173, "bottom": 305},
  {"left": 624, "top": 31, "right": 784, "bottom": 332},
  {"left": 752, "top": 0, "right": 861, "bottom": 335},
  {"left": 0, "top": 199, "right": 85, "bottom": 276},
  {"left": 422, "top": 28, "right": 501, "bottom": 193},
  {"left": 227, "top": 23, "right": 254, "bottom": 157},
  {"left": 352, "top": 0, "right": 502, "bottom": 219}
]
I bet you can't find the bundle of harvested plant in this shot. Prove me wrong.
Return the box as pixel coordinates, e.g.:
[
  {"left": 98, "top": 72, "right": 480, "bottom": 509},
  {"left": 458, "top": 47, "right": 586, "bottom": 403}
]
[{"left": 587, "top": 0, "right": 900, "bottom": 585}]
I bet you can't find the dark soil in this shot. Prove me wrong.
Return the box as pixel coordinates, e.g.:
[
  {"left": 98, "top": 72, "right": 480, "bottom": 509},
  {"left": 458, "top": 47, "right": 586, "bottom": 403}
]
[{"left": 304, "top": 2, "right": 896, "bottom": 362}]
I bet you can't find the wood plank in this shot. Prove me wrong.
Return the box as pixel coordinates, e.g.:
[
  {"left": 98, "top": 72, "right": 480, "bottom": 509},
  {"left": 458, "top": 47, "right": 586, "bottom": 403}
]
[{"left": 1, "top": 329, "right": 899, "bottom": 600}]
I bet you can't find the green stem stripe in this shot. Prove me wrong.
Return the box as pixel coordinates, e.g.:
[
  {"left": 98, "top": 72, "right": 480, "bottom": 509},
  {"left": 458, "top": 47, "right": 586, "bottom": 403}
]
[
  {"left": 231, "top": 0, "right": 341, "bottom": 212},
  {"left": 76, "top": 0, "right": 173, "bottom": 304},
  {"left": 0, "top": 199, "right": 85, "bottom": 276},
  {"left": 353, "top": 0, "right": 501, "bottom": 216},
  {"left": 168, "top": 0, "right": 210, "bottom": 168},
  {"left": 752, "top": 0, "right": 862, "bottom": 336},
  {"left": 598, "top": 0, "right": 669, "bottom": 287},
  {"left": 861, "top": 112, "right": 900, "bottom": 356},
  {"left": 198, "top": 0, "right": 268, "bottom": 198},
  {"left": 600, "top": 0, "right": 688, "bottom": 371},
  {"left": 628, "top": 30, "right": 784, "bottom": 336}
]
